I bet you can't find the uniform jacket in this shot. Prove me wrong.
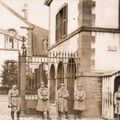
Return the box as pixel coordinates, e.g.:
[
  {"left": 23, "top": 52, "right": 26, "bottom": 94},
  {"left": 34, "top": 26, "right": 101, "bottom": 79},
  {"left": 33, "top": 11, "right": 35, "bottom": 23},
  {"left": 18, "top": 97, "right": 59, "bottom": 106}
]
[
  {"left": 8, "top": 89, "right": 21, "bottom": 112},
  {"left": 74, "top": 89, "right": 86, "bottom": 111},
  {"left": 36, "top": 87, "right": 49, "bottom": 112},
  {"left": 56, "top": 88, "right": 69, "bottom": 112},
  {"left": 114, "top": 91, "right": 120, "bottom": 114}
]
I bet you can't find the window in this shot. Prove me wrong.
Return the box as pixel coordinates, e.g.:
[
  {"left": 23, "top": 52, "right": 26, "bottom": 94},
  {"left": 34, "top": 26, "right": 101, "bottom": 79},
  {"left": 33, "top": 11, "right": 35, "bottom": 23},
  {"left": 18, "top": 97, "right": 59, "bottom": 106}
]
[
  {"left": 9, "top": 38, "right": 14, "bottom": 48},
  {"left": 56, "top": 4, "right": 68, "bottom": 42},
  {"left": 5, "top": 29, "right": 18, "bottom": 49}
]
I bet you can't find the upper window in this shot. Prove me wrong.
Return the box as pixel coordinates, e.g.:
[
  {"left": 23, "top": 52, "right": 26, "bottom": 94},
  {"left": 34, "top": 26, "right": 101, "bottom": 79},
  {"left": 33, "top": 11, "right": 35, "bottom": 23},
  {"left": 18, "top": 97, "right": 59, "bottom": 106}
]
[
  {"left": 5, "top": 29, "right": 18, "bottom": 49},
  {"left": 56, "top": 4, "right": 68, "bottom": 42},
  {"left": 9, "top": 38, "right": 14, "bottom": 48}
]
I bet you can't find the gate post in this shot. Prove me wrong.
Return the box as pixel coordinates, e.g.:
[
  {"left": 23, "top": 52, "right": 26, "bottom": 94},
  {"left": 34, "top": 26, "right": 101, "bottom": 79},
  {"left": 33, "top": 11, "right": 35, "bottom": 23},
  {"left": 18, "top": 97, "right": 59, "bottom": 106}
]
[{"left": 19, "top": 36, "right": 26, "bottom": 115}]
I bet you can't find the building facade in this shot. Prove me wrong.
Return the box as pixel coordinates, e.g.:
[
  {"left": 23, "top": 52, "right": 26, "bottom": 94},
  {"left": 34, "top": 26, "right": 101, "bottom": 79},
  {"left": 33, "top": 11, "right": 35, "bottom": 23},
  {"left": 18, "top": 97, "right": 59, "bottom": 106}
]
[{"left": 45, "top": 0, "right": 120, "bottom": 119}]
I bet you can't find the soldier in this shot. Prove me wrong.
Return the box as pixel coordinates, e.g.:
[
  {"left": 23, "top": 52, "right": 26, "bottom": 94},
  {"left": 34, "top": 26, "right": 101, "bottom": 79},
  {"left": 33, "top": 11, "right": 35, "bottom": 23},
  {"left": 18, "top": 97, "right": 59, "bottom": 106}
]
[
  {"left": 36, "top": 82, "right": 50, "bottom": 119},
  {"left": 73, "top": 83, "right": 86, "bottom": 119},
  {"left": 8, "top": 84, "right": 21, "bottom": 120},
  {"left": 114, "top": 86, "right": 120, "bottom": 120},
  {"left": 56, "top": 83, "right": 69, "bottom": 119}
]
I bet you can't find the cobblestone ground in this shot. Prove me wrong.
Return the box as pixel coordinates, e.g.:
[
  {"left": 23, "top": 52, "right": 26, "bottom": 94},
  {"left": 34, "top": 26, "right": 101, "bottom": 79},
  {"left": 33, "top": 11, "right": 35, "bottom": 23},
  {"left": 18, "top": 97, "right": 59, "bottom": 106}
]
[{"left": 0, "top": 95, "right": 103, "bottom": 120}]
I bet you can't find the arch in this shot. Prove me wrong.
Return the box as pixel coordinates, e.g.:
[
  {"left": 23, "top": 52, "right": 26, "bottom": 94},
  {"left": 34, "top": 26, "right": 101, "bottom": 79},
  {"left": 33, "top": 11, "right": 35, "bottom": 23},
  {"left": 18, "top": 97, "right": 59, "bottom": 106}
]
[
  {"left": 114, "top": 76, "right": 120, "bottom": 117},
  {"left": 57, "top": 61, "right": 64, "bottom": 89},
  {"left": 67, "top": 58, "right": 76, "bottom": 113},
  {"left": 114, "top": 76, "right": 120, "bottom": 93},
  {"left": 49, "top": 64, "right": 56, "bottom": 103},
  {"left": 7, "top": 28, "right": 17, "bottom": 34}
]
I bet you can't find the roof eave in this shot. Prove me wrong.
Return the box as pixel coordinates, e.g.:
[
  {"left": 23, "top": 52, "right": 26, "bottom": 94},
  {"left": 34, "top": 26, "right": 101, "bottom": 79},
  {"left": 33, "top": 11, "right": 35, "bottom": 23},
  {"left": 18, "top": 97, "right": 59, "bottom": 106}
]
[{"left": 44, "top": 0, "right": 53, "bottom": 6}]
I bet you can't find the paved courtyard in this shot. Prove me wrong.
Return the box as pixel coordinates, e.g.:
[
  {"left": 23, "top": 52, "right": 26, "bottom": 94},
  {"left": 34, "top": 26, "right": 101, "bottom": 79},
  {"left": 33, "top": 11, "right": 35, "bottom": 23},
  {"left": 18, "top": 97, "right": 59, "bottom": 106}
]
[{"left": 0, "top": 95, "right": 103, "bottom": 120}]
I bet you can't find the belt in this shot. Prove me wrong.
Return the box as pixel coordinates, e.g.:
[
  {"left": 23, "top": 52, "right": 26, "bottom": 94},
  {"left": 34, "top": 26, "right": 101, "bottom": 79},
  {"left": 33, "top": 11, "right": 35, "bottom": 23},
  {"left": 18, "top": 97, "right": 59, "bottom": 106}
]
[
  {"left": 117, "top": 98, "right": 120, "bottom": 100},
  {"left": 11, "top": 96, "right": 18, "bottom": 98}
]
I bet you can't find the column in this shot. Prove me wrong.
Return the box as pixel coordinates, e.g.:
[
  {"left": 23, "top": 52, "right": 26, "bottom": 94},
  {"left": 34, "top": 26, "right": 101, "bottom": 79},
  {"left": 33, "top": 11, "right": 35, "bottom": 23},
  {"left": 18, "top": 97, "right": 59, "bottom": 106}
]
[
  {"left": 102, "top": 77, "right": 105, "bottom": 117},
  {"left": 19, "top": 37, "right": 26, "bottom": 115},
  {"left": 19, "top": 53, "right": 26, "bottom": 115}
]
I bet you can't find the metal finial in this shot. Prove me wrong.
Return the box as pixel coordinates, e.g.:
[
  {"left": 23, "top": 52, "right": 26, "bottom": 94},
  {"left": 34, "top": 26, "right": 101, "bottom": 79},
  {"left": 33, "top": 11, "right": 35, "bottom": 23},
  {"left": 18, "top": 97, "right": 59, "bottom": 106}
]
[{"left": 21, "top": 36, "right": 26, "bottom": 56}]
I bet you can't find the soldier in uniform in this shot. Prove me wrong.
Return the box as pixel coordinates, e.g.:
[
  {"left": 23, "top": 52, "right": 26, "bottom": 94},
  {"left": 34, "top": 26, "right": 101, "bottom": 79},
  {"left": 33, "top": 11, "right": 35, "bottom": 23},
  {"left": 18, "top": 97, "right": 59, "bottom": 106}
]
[
  {"left": 73, "top": 83, "right": 86, "bottom": 119},
  {"left": 56, "top": 83, "right": 69, "bottom": 119},
  {"left": 8, "top": 84, "right": 21, "bottom": 120},
  {"left": 36, "top": 82, "right": 50, "bottom": 119},
  {"left": 114, "top": 86, "right": 120, "bottom": 120}
]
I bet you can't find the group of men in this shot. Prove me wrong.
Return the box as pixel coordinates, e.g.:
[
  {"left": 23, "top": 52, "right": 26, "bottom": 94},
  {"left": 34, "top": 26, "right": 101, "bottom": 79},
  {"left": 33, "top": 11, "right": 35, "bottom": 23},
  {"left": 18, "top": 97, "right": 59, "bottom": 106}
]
[
  {"left": 56, "top": 83, "right": 86, "bottom": 119},
  {"left": 7, "top": 82, "right": 120, "bottom": 120},
  {"left": 8, "top": 82, "right": 86, "bottom": 120},
  {"left": 36, "top": 82, "right": 86, "bottom": 119}
]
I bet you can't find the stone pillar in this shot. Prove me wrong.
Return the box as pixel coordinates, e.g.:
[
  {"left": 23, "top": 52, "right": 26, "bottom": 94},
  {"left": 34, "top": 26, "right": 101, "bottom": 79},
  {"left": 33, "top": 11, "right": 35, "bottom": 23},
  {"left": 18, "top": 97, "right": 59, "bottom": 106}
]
[
  {"left": 19, "top": 53, "right": 26, "bottom": 115},
  {"left": 78, "top": 0, "right": 93, "bottom": 27},
  {"left": 78, "top": 32, "right": 92, "bottom": 72},
  {"left": 55, "top": 77, "right": 58, "bottom": 101},
  {"left": 119, "top": 0, "right": 120, "bottom": 28},
  {"left": 19, "top": 36, "right": 27, "bottom": 115}
]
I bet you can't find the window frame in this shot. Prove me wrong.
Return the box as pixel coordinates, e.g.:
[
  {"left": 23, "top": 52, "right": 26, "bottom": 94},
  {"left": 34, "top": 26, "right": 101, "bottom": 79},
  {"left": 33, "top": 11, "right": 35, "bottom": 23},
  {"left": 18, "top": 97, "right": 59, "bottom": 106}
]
[{"left": 55, "top": 3, "right": 68, "bottom": 43}]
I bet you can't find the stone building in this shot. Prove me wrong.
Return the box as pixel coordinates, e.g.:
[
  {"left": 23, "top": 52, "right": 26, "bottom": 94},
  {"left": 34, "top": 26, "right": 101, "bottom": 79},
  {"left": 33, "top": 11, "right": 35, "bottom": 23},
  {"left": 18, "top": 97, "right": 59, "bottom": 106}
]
[{"left": 44, "top": 0, "right": 120, "bottom": 119}]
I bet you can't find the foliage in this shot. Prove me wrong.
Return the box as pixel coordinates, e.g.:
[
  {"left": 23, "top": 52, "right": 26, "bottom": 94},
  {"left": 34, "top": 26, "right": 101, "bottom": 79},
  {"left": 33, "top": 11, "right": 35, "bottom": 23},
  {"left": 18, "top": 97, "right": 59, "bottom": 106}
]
[{"left": 1, "top": 60, "right": 18, "bottom": 88}]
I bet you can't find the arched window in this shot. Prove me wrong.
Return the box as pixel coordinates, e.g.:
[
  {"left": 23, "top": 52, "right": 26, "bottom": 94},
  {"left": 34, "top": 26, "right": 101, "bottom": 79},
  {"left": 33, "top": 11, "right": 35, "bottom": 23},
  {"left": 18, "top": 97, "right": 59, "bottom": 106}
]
[{"left": 5, "top": 29, "right": 18, "bottom": 49}]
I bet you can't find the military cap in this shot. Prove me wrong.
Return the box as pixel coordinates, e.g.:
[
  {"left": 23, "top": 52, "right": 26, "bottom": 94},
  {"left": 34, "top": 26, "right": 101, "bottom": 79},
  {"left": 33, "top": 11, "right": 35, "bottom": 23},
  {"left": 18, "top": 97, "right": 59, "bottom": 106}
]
[
  {"left": 78, "top": 83, "right": 82, "bottom": 87},
  {"left": 61, "top": 83, "right": 65, "bottom": 86},
  {"left": 41, "top": 81, "right": 45, "bottom": 85}
]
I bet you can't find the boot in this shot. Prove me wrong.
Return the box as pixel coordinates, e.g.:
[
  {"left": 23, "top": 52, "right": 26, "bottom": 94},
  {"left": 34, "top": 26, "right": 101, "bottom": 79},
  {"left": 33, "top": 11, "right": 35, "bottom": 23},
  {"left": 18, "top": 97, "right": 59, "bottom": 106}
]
[
  {"left": 17, "top": 111, "right": 20, "bottom": 120},
  {"left": 11, "top": 111, "right": 14, "bottom": 120},
  {"left": 58, "top": 111, "right": 62, "bottom": 120},
  {"left": 65, "top": 112, "right": 69, "bottom": 119},
  {"left": 47, "top": 111, "right": 51, "bottom": 120}
]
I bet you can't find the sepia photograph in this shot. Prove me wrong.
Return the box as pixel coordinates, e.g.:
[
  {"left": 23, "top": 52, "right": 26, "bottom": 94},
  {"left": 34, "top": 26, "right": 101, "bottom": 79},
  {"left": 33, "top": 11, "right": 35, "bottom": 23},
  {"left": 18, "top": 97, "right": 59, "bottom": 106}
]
[{"left": 0, "top": 0, "right": 119, "bottom": 120}]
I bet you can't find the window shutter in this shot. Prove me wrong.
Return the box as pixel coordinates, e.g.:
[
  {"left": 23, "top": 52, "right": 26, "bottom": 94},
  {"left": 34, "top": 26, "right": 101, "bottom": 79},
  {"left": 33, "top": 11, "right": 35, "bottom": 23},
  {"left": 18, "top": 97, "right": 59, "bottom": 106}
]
[
  {"left": 62, "top": 5, "right": 67, "bottom": 37},
  {"left": 56, "top": 4, "right": 68, "bottom": 42},
  {"left": 56, "top": 13, "right": 62, "bottom": 42}
]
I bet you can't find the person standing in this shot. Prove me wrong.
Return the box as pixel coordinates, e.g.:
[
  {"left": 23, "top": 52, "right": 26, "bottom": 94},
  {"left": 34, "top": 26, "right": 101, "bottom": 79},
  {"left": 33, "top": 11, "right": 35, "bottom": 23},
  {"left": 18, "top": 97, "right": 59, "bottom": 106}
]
[
  {"left": 56, "top": 83, "right": 69, "bottom": 119},
  {"left": 114, "top": 86, "right": 120, "bottom": 120},
  {"left": 8, "top": 84, "right": 21, "bottom": 120},
  {"left": 36, "top": 81, "right": 50, "bottom": 119},
  {"left": 73, "top": 83, "right": 86, "bottom": 119}
]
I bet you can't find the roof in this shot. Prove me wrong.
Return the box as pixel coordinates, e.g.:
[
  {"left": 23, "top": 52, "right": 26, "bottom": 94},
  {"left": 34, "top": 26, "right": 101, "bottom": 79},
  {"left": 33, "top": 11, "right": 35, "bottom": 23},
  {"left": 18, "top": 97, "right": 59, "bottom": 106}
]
[
  {"left": 44, "top": 0, "right": 53, "bottom": 6},
  {"left": 101, "top": 70, "right": 120, "bottom": 77},
  {"left": 0, "top": 0, "right": 48, "bottom": 32}
]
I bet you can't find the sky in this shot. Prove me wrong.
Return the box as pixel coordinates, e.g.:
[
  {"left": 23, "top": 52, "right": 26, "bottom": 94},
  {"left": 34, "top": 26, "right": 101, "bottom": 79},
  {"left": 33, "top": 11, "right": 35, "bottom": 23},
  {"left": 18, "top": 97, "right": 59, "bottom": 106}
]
[{"left": 0, "top": 0, "right": 49, "bottom": 29}]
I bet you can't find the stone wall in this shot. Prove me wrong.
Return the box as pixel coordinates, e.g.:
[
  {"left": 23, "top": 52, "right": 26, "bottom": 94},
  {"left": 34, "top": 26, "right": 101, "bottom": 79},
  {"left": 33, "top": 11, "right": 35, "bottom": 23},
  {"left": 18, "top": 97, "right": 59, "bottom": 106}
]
[{"left": 77, "top": 74, "right": 102, "bottom": 117}]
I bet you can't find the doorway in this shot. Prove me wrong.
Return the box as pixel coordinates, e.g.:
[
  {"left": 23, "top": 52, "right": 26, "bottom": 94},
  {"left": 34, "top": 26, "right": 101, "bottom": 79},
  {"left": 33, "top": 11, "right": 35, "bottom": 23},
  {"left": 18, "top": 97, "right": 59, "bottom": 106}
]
[{"left": 114, "top": 76, "right": 120, "bottom": 117}]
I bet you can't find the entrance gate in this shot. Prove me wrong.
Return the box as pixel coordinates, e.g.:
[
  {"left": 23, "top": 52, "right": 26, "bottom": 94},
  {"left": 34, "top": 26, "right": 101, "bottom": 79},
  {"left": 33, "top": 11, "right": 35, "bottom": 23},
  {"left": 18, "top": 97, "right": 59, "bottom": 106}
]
[{"left": 21, "top": 55, "right": 48, "bottom": 114}]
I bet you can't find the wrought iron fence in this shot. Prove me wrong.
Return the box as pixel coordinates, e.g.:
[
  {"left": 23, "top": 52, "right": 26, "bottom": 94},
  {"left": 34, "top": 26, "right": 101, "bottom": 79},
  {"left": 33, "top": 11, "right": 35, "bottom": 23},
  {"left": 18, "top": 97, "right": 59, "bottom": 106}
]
[{"left": 24, "top": 51, "right": 80, "bottom": 101}]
